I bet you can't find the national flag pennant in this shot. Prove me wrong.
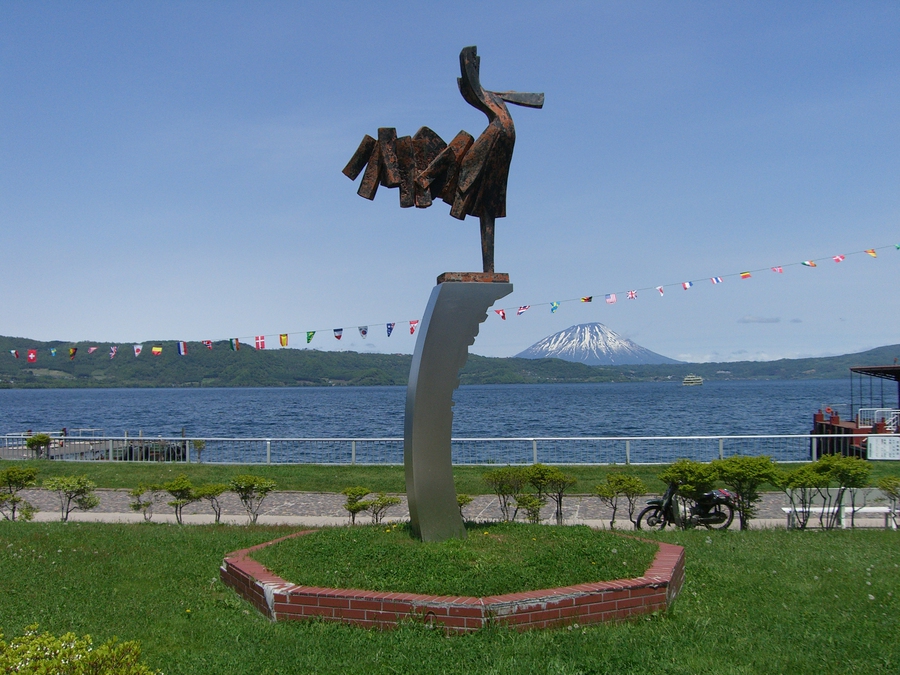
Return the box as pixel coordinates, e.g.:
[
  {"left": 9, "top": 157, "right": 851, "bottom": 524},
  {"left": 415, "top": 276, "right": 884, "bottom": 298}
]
[
  {"left": 151, "top": 346, "right": 162, "bottom": 356},
  {"left": 133, "top": 344, "right": 142, "bottom": 357},
  {"left": 88, "top": 347, "right": 98, "bottom": 354},
  {"left": 409, "top": 320, "right": 419, "bottom": 335},
  {"left": 50, "top": 348, "right": 57, "bottom": 357},
  {"left": 110, "top": 346, "right": 118, "bottom": 359},
  {"left": 334, "top": 329, "right": 343, "bottom": 340},
  {"left": 711, "top": 277, "right": 723, "bottom": 284},
  {"left": 279, "top": 334, "right": 289, "bottom": 347},
  {"left": 771, "top": 266, "right": 783, "bottom": 273},
  {"left": 9, "top": 349, "right": 18, "bottom": 359},
  {"left": 306, "top": 331, "right": 315, "bottom": 343},
  {"left": 69, "top": 347, "right": 77, "bottom": 360},
  {"left": 605, "top": 293, "right": 617, "bottom": 304},
  {"left": 517, "top": 306, "right": 530, "bottom": 316},
  {"left": 626, "top": 290, "right": 637, "bottom": 299},
  {"left": 177, "top": 341, "right": 188, "bottom": 356},
  {"left": 230, "top": 338, "right": 240, "bottom": 351},
  {"left": 682, "top": 282, "right": 693, "bottom": 290},
  {"left": 495, "top": 309, "right": 506, "bottom": 320},
  {"left": 896, "top": 244, "right": 900, "bottom": 250},
  {"left": 580, "top": 296, "right": 592, "bottom": 303},
  {"left": 740, "top": 271, "right": 751, "bottom": 280},
  {"left": 358, "top": 326, "right": 368, "bottom": 339},
  {"left": 801, "top": 261, "right": 817, "bottom": 267},
  {"left": 386, "top": 323, "right": 395, "bottom": 337},
  {"left": 550, "top": 302, "right": 560, "bottom": 313},
  {"left": 656, "top": 286, "right": 664, "bottom": 296},
  {"left": 833, "top": 255, "right": 845, "bottom": 263},
  {"left": 255, "top": 335, "right": 265, "bottom": 350},
  {"left": 202, "top": 340, "right": 213, "bottom": 350},
  {"left": 865, "top": 249, "right": 877, "bottom": 258},
  {"left": 27, "top": 349, "right": 37, "bottom": 363}
]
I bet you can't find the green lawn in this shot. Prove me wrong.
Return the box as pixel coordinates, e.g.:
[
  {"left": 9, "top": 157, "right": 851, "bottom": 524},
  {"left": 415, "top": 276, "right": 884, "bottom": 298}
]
[
  {"left": 1, "top": 522, "right": 897, "bottom": 674},
  {"left": 9, "top": 459, "right": 900, "bottom": 495}
]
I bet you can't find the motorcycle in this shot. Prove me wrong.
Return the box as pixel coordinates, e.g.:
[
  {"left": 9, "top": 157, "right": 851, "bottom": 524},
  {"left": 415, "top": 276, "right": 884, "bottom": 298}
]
[{"left": 636, "top": 483, "right": 735, "bottom": 530}]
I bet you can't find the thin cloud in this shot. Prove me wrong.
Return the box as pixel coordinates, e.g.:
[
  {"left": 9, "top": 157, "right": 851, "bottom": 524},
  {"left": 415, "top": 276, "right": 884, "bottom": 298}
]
[{"left": 737, "top": 316, "right": 781, "bottom": 324}]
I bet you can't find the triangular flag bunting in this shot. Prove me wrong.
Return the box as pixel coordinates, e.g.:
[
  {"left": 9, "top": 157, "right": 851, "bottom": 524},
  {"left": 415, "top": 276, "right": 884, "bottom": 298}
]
[
  {"left": 334, "top": 329, "right": 343, "bottom": 340},
  {"left": 711, "top": 277, "right": 723, "bottom": 284},
  {"left": 358, "top": 326, "right": 368, "bottom": 338},
  {"left": 550, "top": 302, "right": 560, "bottom": 313},
  {"left": 230, "top": 338, "right": 240, "bottom": 351},
  {"left": 627, "top": 290, "right": 637, "bottom": 299},
  {"left": 69, "top": 347, "right": 77, "bottom": 360},
  {"left": 88, "top": 347, "right": 98, "bottom": 354},
  {"left": 682, "top": 282, "right": 693, "bottom": 290},
  {"left": 202, "top": 340, "right": 213, "bottom": 350},
  {"left": 656, "top": 286, "right": 664, "bottom": 296},
  {"left": 865, "top": 249, "right": 877, "bottom": 258},
  {"left": 10, "top": 350, "right": 18, "bottom": 359},
  {"left": 409, "top": 320, "right": 419, "bottom": 335},
  {"left": 133, "top": 344, "right": 142, "bottom": 357},
  {"left": 50, "top": 348, "right": 57, "bottom": 356},
  {"left": 517, "top": 306, "right": 530, "bottom": 316},
  {"left": 151, "top": 346, "right": 162, "bottom": 356},
  {"left": 177, "top": 341, "right": 187, "bottom": 356},
  {"left": 771, "top": 266, "right": 783, "bottom": 273},
  {"left": 605, "top": 294, "right": 616, "bottom": 304},
  {"left": 495, "top": 309, "right": 506, "bottom": 320},
  {"left": 386, "top": 323, "right": 395, "bottom": 337},
  {"left": 110, "top": 346, "right": 118, "bottom": 359},
  {"left": 740, "top": 272, "right": 751, "bottom": 279},
  {"left": 279, "top": 334, "right": 289, "bottom": 347},
  {"left": 833, "top": 255, "right": 845, "bottom": 263},
  {"left": 580, "top": 296, "right": 592, "bottom": 303},
  {"left": 306, "top": 331, "right": 315, "bottom": 344},
  {"left": 255, "top": 335, "right": 265, "bottom": 350},
  {"left": 801, "top": 261, "right": 817, "bottom": 267}
]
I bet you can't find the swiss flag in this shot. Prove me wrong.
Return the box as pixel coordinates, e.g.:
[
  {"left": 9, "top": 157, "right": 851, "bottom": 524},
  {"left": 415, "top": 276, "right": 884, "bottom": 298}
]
[{"left": 27, "top": 349, "right": 37, "bottom": 363}]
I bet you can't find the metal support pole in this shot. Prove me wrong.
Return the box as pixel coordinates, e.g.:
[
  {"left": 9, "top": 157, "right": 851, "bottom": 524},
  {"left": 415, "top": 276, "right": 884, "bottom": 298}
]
[
  {"left": 532, "top": 439, "right": 538, "bottom": 464},
  {"left": 625, "top": 440, "right": 630, "bottom": 465},
  {"left": 719, "top": 438, "right": 724, "bottom": 460},
  {"left": 811, "top": 436, "right": 817, "bottom": 462},
  {"left": 266, "top": 439, "right": 271, "bottom": 465},
  {"left": 351, "top": 440, "right": 356, "bottom": 465},
  {"left": 107, "top": 440, "right": 112, "bottom": 462}
]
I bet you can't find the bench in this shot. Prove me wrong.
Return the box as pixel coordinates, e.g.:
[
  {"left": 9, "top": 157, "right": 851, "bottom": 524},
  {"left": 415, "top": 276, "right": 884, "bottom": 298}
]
[{"left": 782, "top": 506, "right": 896, "bottom": 529}]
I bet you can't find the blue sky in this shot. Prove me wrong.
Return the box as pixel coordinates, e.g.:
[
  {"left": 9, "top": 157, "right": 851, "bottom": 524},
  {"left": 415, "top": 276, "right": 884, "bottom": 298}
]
[{"left": 2, "top": 1, "right": 898, "bottom": 362}]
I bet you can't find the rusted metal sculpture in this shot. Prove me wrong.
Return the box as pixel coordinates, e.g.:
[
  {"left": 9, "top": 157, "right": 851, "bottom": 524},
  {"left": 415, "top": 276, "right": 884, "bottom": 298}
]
[{"left": 342, "top": 46, "right": 543, "bottom": 273}]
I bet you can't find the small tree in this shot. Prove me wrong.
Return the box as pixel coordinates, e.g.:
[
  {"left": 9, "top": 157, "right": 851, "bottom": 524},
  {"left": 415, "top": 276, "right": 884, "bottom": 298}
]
[
  {"left": 25, "top": 433, "right": 52, "bottom": 459},
  {"left": 877, "top": 476, "right": 900, "bottom": 528},
  {"left": 191, "top": 439, "right": 206, "bottom": 463},
  {"left": 594, "top": 473, "right": 647, "bottom": 529},
  {"left": 711, "top": 455, "right": 778, "bottom": 530},
  {"left": 163, "top": 474, "right": 199, "bottom": 525},
  {"left": 482, "top": 466, "right": 529, "bottom": 521},
  {"left": 456, "top": 493, "right": 473, "bottom": 520},
  {"left": 129, "top": 483, "right": 164, "bottom": 522},
  {"left": 658, "top": 459, "right": 717, "bottom": 502},
  {"left": 341, "top": 486, "right": 372, "bottom": 525},
  {"left": 545, "top": 468, "right": 577, "bottom": 525},
  {"left": 367, "top": 493, "right": 401, "bottom": 524},
  {"left": 515, "top": 493, "right": 545, "bottom": 524},
  {"left": 0, "top": 466, "right": 38, "bottom": 521},
  {"left": 195, "top": 483, "right": 229, "bottom": 524},
  {"left": 776, "top": 463, "right": 830, "bottom": 530},
  {"left": 43, "top": 475, "right": 100, "bottom": 522},
  {"left": 814, "top": 455, "right": 871, "bottom": 529},
  {"left": 525, "top": 464, "right": 556, "bottom": 503},
  {"left": 229, "top": 475, "right": 277, "bottom": 525}
]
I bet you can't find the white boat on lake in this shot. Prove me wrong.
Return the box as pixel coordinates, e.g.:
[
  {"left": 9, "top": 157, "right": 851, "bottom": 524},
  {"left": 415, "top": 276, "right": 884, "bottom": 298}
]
[{"left": 682, "top": 374, "right": 703, "bottom": 386}]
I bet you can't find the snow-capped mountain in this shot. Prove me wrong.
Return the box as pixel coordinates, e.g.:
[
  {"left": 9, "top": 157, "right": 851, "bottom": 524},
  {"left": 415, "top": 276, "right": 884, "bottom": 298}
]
[{"left": 514, "top": 323, "right": 681, "bottom": 366}]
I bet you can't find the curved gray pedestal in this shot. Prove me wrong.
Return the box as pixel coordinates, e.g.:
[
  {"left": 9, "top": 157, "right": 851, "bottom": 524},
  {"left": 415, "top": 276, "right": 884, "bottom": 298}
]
[{"left": 404, "top": 281, "right": 513, "bottom": 542}]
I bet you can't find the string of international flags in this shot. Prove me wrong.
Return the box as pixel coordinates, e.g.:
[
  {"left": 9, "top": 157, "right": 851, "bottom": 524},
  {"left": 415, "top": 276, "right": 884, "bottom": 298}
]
[{"left": 7, "top": 242, "right": 898, "bottom": 363}]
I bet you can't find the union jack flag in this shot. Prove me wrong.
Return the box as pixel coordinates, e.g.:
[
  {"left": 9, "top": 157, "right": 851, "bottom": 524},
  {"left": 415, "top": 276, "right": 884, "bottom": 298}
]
[
  {"left": 517, "top": 306, "right": 530, "bottom": 316},
  {"left": 626, "top": 290, "right": 637, "bottom": 299}
]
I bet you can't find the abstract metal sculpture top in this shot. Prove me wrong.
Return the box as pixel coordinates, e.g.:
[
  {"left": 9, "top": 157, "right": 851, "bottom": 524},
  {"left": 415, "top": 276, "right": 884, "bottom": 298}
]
[{"left": 342, "top": 46, "right": 543, "bottom": 274}]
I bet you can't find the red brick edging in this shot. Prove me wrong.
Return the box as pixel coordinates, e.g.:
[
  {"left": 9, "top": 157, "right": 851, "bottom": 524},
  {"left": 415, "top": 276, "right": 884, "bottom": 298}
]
[{"left": 220, "top": 531, "right": 685, "bottom": 632}]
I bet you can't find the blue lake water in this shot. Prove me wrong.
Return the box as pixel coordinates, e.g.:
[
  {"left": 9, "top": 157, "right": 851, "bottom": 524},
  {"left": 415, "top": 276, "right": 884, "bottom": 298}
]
[{"left": 0, "top": 380, "right": 850, "bottom": 439}]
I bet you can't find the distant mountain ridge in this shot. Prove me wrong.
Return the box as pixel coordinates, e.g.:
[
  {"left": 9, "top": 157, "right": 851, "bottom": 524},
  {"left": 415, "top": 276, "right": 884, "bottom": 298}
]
[{"left": 515, "top": 323, "right": 681, "bottom": 365}]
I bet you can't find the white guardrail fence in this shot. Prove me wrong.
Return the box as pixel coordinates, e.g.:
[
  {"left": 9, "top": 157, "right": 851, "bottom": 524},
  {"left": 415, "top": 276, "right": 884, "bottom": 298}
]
[{"left": 2, "top": 433, "right": 898, "bottom": 464}]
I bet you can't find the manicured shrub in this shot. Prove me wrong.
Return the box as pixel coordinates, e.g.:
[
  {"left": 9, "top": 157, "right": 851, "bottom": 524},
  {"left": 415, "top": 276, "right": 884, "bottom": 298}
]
[
  {"left": 366, "top": 493, "right": 401, "bottom": 524},
  {"left": 229, "top": 475, "right": 277, "bottom": 525},
  {"left": 341, "top": 486, "right": 372, "bottom": 525},
  {"left": 43, "top": 475, "right": 100, "bottom": 522},
  {"left": 25, "top": 433, "right": 52, "bottom": 459},
  {"left": 0, "top": 466, "right": 38, "bottom": 521},
  {"left": 814, "top": 455, "right": 871, "bottom": 529},
  {"left": 128, "top": 483, "right": 164, "bottom": 522},
  {"left": 594, "top": 472, "right": 647, "bottom": 529},
  {"left": 482, "top": 466, "right": 529, "bottom": 521},
  {"left": 163, "top": 474, "right": 199, "bottom": 525},
  {"left": 194, "top": 483, "right": 228, "bottom": 523},
  {"left": 456, "top": 493, "right": 473, "bottom": 520},
  {"left": 776, "top": 463, "right": 831, "bottom": 529},
  {"left": 515, "top": 493, "right": 545, "bottom": 523},
  {"left": 711, "top": 455, "right": 778, "bottom": 530}
]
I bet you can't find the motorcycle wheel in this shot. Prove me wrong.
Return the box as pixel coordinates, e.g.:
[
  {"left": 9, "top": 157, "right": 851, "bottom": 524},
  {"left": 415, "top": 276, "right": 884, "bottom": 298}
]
[
  {"left": 703, "top": 503, "right": 734, "bottom": 530},
  {"left": 636, "top": 506, "right": 668, "bottom": 530}
]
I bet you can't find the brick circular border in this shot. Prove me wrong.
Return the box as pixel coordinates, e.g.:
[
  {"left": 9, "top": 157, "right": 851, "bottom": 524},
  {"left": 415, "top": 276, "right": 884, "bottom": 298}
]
[{"left": 221, "top": 530, "right": 685, "bottom": 633}]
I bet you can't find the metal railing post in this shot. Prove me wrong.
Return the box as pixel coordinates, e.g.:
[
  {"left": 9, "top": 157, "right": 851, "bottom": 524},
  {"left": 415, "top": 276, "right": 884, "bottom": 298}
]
[
  {"left": 811, "top": 436, "right": 817, "bottom": 461},
  {"left": 107, "top": 440, "right": 112, "bottom": 462},
  {"left": 719, "top": 438, "right": 724, "bottom": 460},
  {"left": 351, "top": 440, "right": 356, "bottom": 465},
  {"left": 266, "top": 439, "right": 271, "bottom": 465},
  {"left": 532, "top": 439, "right": 538, "bottom": 464},
  {"left": 625, "top": 440, "right": 630, "bottom": 465}
]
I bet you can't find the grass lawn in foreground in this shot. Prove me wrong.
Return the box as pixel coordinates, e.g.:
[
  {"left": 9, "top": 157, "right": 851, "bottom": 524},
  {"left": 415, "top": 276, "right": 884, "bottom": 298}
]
[
  {"left": 11, "top": 459, "right": 900, "bottom": 495},
  {"left": 251, "top": 522, "right": 656, "bottom": 596},
  {"left": 1, "top": 522, "right": 898, "bottom": 674}
]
